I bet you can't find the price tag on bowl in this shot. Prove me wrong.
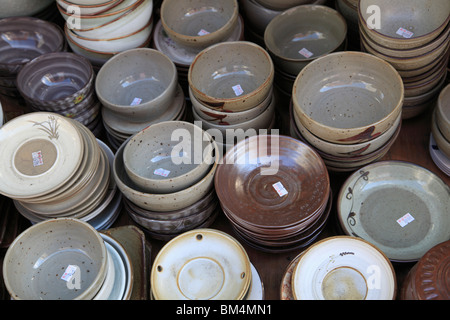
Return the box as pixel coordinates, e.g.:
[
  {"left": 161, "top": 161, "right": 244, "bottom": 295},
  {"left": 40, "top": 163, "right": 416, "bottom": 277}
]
[
  {"left": 299, "top": 48, "right": 314, "bottom": 58},
  {"left": 396, "top": 27, "right": 414, "bottom": 39}
]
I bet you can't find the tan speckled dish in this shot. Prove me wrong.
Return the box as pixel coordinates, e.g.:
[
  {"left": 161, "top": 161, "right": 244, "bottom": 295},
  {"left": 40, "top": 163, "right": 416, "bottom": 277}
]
[{"left": 292, "top": 51, "right": 404, "bottom": 144}]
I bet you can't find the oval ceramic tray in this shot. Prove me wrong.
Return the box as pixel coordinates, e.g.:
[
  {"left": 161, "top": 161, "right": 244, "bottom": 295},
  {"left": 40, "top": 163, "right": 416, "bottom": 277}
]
[{"left": 337, "top": 160, "right": 450, "bottom": 262}]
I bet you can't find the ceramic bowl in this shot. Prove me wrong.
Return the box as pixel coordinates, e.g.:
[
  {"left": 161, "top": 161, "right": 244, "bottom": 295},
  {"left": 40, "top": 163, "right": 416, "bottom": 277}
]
[
  {"left": 95, "top": 48, "right": 178, "bottom": 122},
  {"left": 359, "top": 0, "right": 450, "bottom": 50},
  {"left": 151, "top": 228, "right": 252, "bottom": 300},
  {"left": 113, "top": 135, "right": 220, "bottom": 212},
  {"left": 71, "top": 0, "right": 152, "bottom": 39},
  {"left": 65, "top": 19, "right": 153, "bottom": 53},
  {"left": 58, "top": 0, "right": 146, "bottom": 30},
  {"left": 431, "top": 108, "right": 450, "bottom": 158},
  {"left": 190, "top": 86, "right": 273, "bottom": 125},
  {"left": 0, "top": 0, "right": 53, "bottom": 18},
  {"left": 436, "top": 83, "right": 450, "bottom": 141},
  {"left": 337, "top": 161, "right": 450, "bottom": 262},
  {"left": 3, "top": 218, "right": 108, "bottom": 300},
  {"left": 160, "top": 0, "right": 239, "bottom": 49},
  {"left": 239, "top": 0, "right": 283, "bottom": 35},
  {"left": 56, "top": 0, "right": 123, "bottom": 16},
  {"left": 291, "top": 236, "right": 397, "bottom": 300},
  {"left": 123, "top": 121, "right": 215, "bottom": 194},
  {"left": 254, "top": 0, "right": 313, "bottom": 11},
  {"left": 292, "top": 51, "right": 404, "bottom": 144},
  {"left": 264, "top": 5, "right": 347, "bottom": 75},
  {"left": 0, "top": 17, "right": 65, "bottom": 77},
  {"left": 68, "top": 0, "right": 119, "bottom": 5},
  {"left": 16, "top": 52, "right": 94, "bottom": 111},
  {"left": 188, "top": 41, "right": 274, "bottom": 112}
]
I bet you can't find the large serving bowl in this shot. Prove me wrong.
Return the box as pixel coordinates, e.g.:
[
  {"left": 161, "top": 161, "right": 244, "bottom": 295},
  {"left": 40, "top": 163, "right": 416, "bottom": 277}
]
[
  {"left": 188, "top": 41, "right": 274, "bottom": 112},
  {"left": 359, "top": 0, "right": 450, "bottom": 50},
  {"left": 3, "top": 218, "right": 108, "bottom": 300},
  {"left": 264, "top": 5, "right": 347, "bottom": 75},
  {"left": 16, "top": 52, "right": 94, "bottom": 111},
  {"left": 292, "top": 51, "right": 404, "bottom": 144},
  {"left": 123, "top": 121, "right": 215, "bottom": 194},
  {"left": 160, "top": 0, "right": 239, "bottom": 49},
  {"left": 0, "top": 17, "right": 65, "bottom": 76},
  {"left": 95, "top": 48, "right": 178, "bottom": 122},
  {"left": 0, "top": 0, "right": 53, "bottom": 18},
  {"left": 113, "top": 135, "right": 220, "bottom": 212}
]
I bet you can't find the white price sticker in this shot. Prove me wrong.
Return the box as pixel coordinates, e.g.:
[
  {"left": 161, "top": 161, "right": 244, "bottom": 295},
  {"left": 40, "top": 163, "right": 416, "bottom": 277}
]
[
  {"left": 232, "top": 84, "right": 244, "bottom": 96},
  {"left": 299, "top": 48, "right": 314, "bottom": 58},
  {"left": 61, "top": 265, "right": 78, "bottom": 282},
  {"left": 396, "top": 27, "right": 414, "bottom": 39},
  {"left": 154, "top": 168, "right": 170, "bottom": 177},
  {"left": 273, "top": 181, "right": 288, "bottom": 197},
  {"left": 397, "top": 213, "right": 415, "bottom": 228},
  {"left": 32, "top": 151, "right": 44, "bottom": 167},
  {"left": 130, "top": 97, "right": 142, "bottom": 106},
  {"left": 197, "top": 29, "right": 210, "bottom": 36}
]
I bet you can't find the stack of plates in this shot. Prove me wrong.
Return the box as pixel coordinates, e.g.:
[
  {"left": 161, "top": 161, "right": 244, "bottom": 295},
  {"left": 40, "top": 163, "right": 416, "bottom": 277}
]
[
  {"left": 152, "top": 16, "right": 244, "bottom": 98},
  {"left": 281, "top": 236, "right": 397, "bottom": 300},
  {"left": 337, "top": 161, "right": 450, "bottom": 262},
  {"left": 430, "top": 134, "right": 450, "bottom": 176},
  {"left": 359, "top": 0, "right": 450, "bottom": 119},
  {"left": 289, "top": 101, "right": 402, "bottom": 173},
  {"left": 215, "top": 135, "right": 332, "bottom": 253},
  {"left": 430, "top": 84, "right": 450, "bottom": 174},
  {"left": 0, "top": 112, "right": 120, "bottom": 229},
  {"left": 150, "top": 228, "right": 263, "bottom": 300}
]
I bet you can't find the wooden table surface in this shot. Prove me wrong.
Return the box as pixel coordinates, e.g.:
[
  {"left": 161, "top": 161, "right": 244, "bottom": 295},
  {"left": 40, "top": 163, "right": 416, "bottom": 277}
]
[{"left": 0, "top": 66, "right": 449, "bottom": 302}]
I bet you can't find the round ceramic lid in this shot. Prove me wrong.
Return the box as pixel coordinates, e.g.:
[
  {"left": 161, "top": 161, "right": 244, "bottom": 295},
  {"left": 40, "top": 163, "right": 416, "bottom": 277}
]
[
  {"left": 151, "top": 228, "right": 252, "bottom": 300},
  {"left": 414, "top": 240, "right": 450, "bottom": 300},
  {"left": 337, "top": 161, "right": 450, "bottom": 262},
  {"left": 0, "top": 112, "right": 83, "bottom": 198},
  {"left": 291, "top": 236, "right": 397, "bottom": 300}
]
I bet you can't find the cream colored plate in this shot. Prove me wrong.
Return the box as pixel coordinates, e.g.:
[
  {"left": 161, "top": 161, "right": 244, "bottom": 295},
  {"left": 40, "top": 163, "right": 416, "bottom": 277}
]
[
  {"left": 151, "top": 228, "right": 252, "bottom": 300},
  {"left": 337, "top": 161, "right": 450, "bottom": 262},
  {"left": 0, "top": 112, "right": 83, "bottom": 199},
  {"left": 291, "top": 236, "right": 396, "bottom": 300}
]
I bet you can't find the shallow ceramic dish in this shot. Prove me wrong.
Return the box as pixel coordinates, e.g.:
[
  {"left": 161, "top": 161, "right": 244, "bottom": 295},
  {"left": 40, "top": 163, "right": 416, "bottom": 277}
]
[
  {"left": 358, "top": 0, "right": 450, "bottom": 50},
  {"left": 96, "top": 48, "right": 177, "bottom": 122},
  {"left": 245, "top": 263, "right": 264, "bottom": 300},
  {"left": 337, "top": 161, "right": 450, "bottom": 262},
  {"left": 100, "top": 234, "right": 128, "bottom": 300},
  {"left": 190, "top": 86, "right": 273, "bottom": 125},
  {"left": 93, "top": 242, "right": 115, "bottom": 300},
  {"left": 0, "top": 112, "right": 83, "bottom": 199},
  {"left": 123, "top": 121, "right": 215, "bottom": 194},
  {"left": 72, "top": 0, "right": 152, "bottom": 39},
  {"left": 188, "top": 41, "right": 274, "bottom": 112},
  {"left": 291, "top": 236, "right": 397, "bottom": 300},
  {"left": 16, "top": 52, "right": 94, "bottom": 110},
  {"left": 3, "top": 218, "right": 108, "bottom": 300},
  {"left": 429, "top": 134, "right": 450, "bottom": 176},
  {"left": 0, "top": 17, "right": 65, "bottom": 76},
  {"left": 0, "top": 0, "right": 53, "bottom": 18},
  {"left": 151, "top": 228, "right": 252, "bottom": 300},
  {"left": 113, "top": 135, "right": 220, "bottom": 212},
  {"left": 292, "top": 51, "right": 404, "bottom": 144},
  {"left": 436, "top": 83, "right": 450, "bottom": 141},
  {"left": 264, "top": 5, "right": 347, "bottom": 75},
  {"left": 215, "top": 135, "right": 330, "bottom": 229},
  {"left": 160, "top": 0, "right": 239, "bottom": 49}
]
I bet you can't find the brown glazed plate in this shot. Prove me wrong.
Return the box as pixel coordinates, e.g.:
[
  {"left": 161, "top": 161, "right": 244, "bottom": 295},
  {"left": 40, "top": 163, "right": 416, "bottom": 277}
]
[{"left": 215, "top": 134, "right": 330, "bottom": 230}]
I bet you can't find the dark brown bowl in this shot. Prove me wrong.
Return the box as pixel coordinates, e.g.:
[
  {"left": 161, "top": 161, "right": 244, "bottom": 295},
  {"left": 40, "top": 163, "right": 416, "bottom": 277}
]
[
  {"left": 16, "top": 52, "right": 94, "bottom": 111},
  {"left": 0, "top": 17, "right": 65, "bottom": 77}
]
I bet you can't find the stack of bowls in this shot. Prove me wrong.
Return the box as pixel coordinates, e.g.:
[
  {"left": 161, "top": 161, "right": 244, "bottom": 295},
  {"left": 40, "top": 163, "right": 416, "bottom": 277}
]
[
  {"left": 59, "top": 0, "right": 154, "bottom": 68},
  {"left": 0, "top": 112, "right": 119, "bottom": 229},
  {"left": 3, "top": 218, "right": 109, "bottom": 300},
  {"left": 334, "top": 0, "right": 359, "bottom": 49},
  {"left": 358, "top": 0, "right": 450, "bottom": 119},
  {"left": 0, "top": 17, "right": 66, "bottom": 98},
  {"left": 188, "top": 41, "right": 276, "bottom": 155},
  {"left": 113, "top": 121, "right": 221, "bottom": 240},
  {"left": 282, "top": 236, "right": 397, "bottom": 300},
  {"left": 215, "top": 135, "right": 332, "bottom": 253},
  {"left": 291, "top": 51, "right": 404, "bottom": 173},
  {"left": 430, "top": 84, "right": 450, "bottom": 175},
  {"left": 0, "top": 0, "right": 54, "bottom": 18},
  {"left": 337, "top": 161, "right": 450, "bottom": 263},
  {"left": 95, "top": 48, "right": 185, "bottom": 149},
  {"left": 239, "top": 0, "right": 328, "bottom": 46},
  {"left": 264, "top": 5, "right": 347, "bottom": 96},
  {"left": 151, "top": 228, "right": 261, "bottom": 300},
  {"left": 400, "top": 240, "right": 450, "bottom": 300},
  {"left": 16, "top": 52, "right": 102, "bottom": 136}
]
